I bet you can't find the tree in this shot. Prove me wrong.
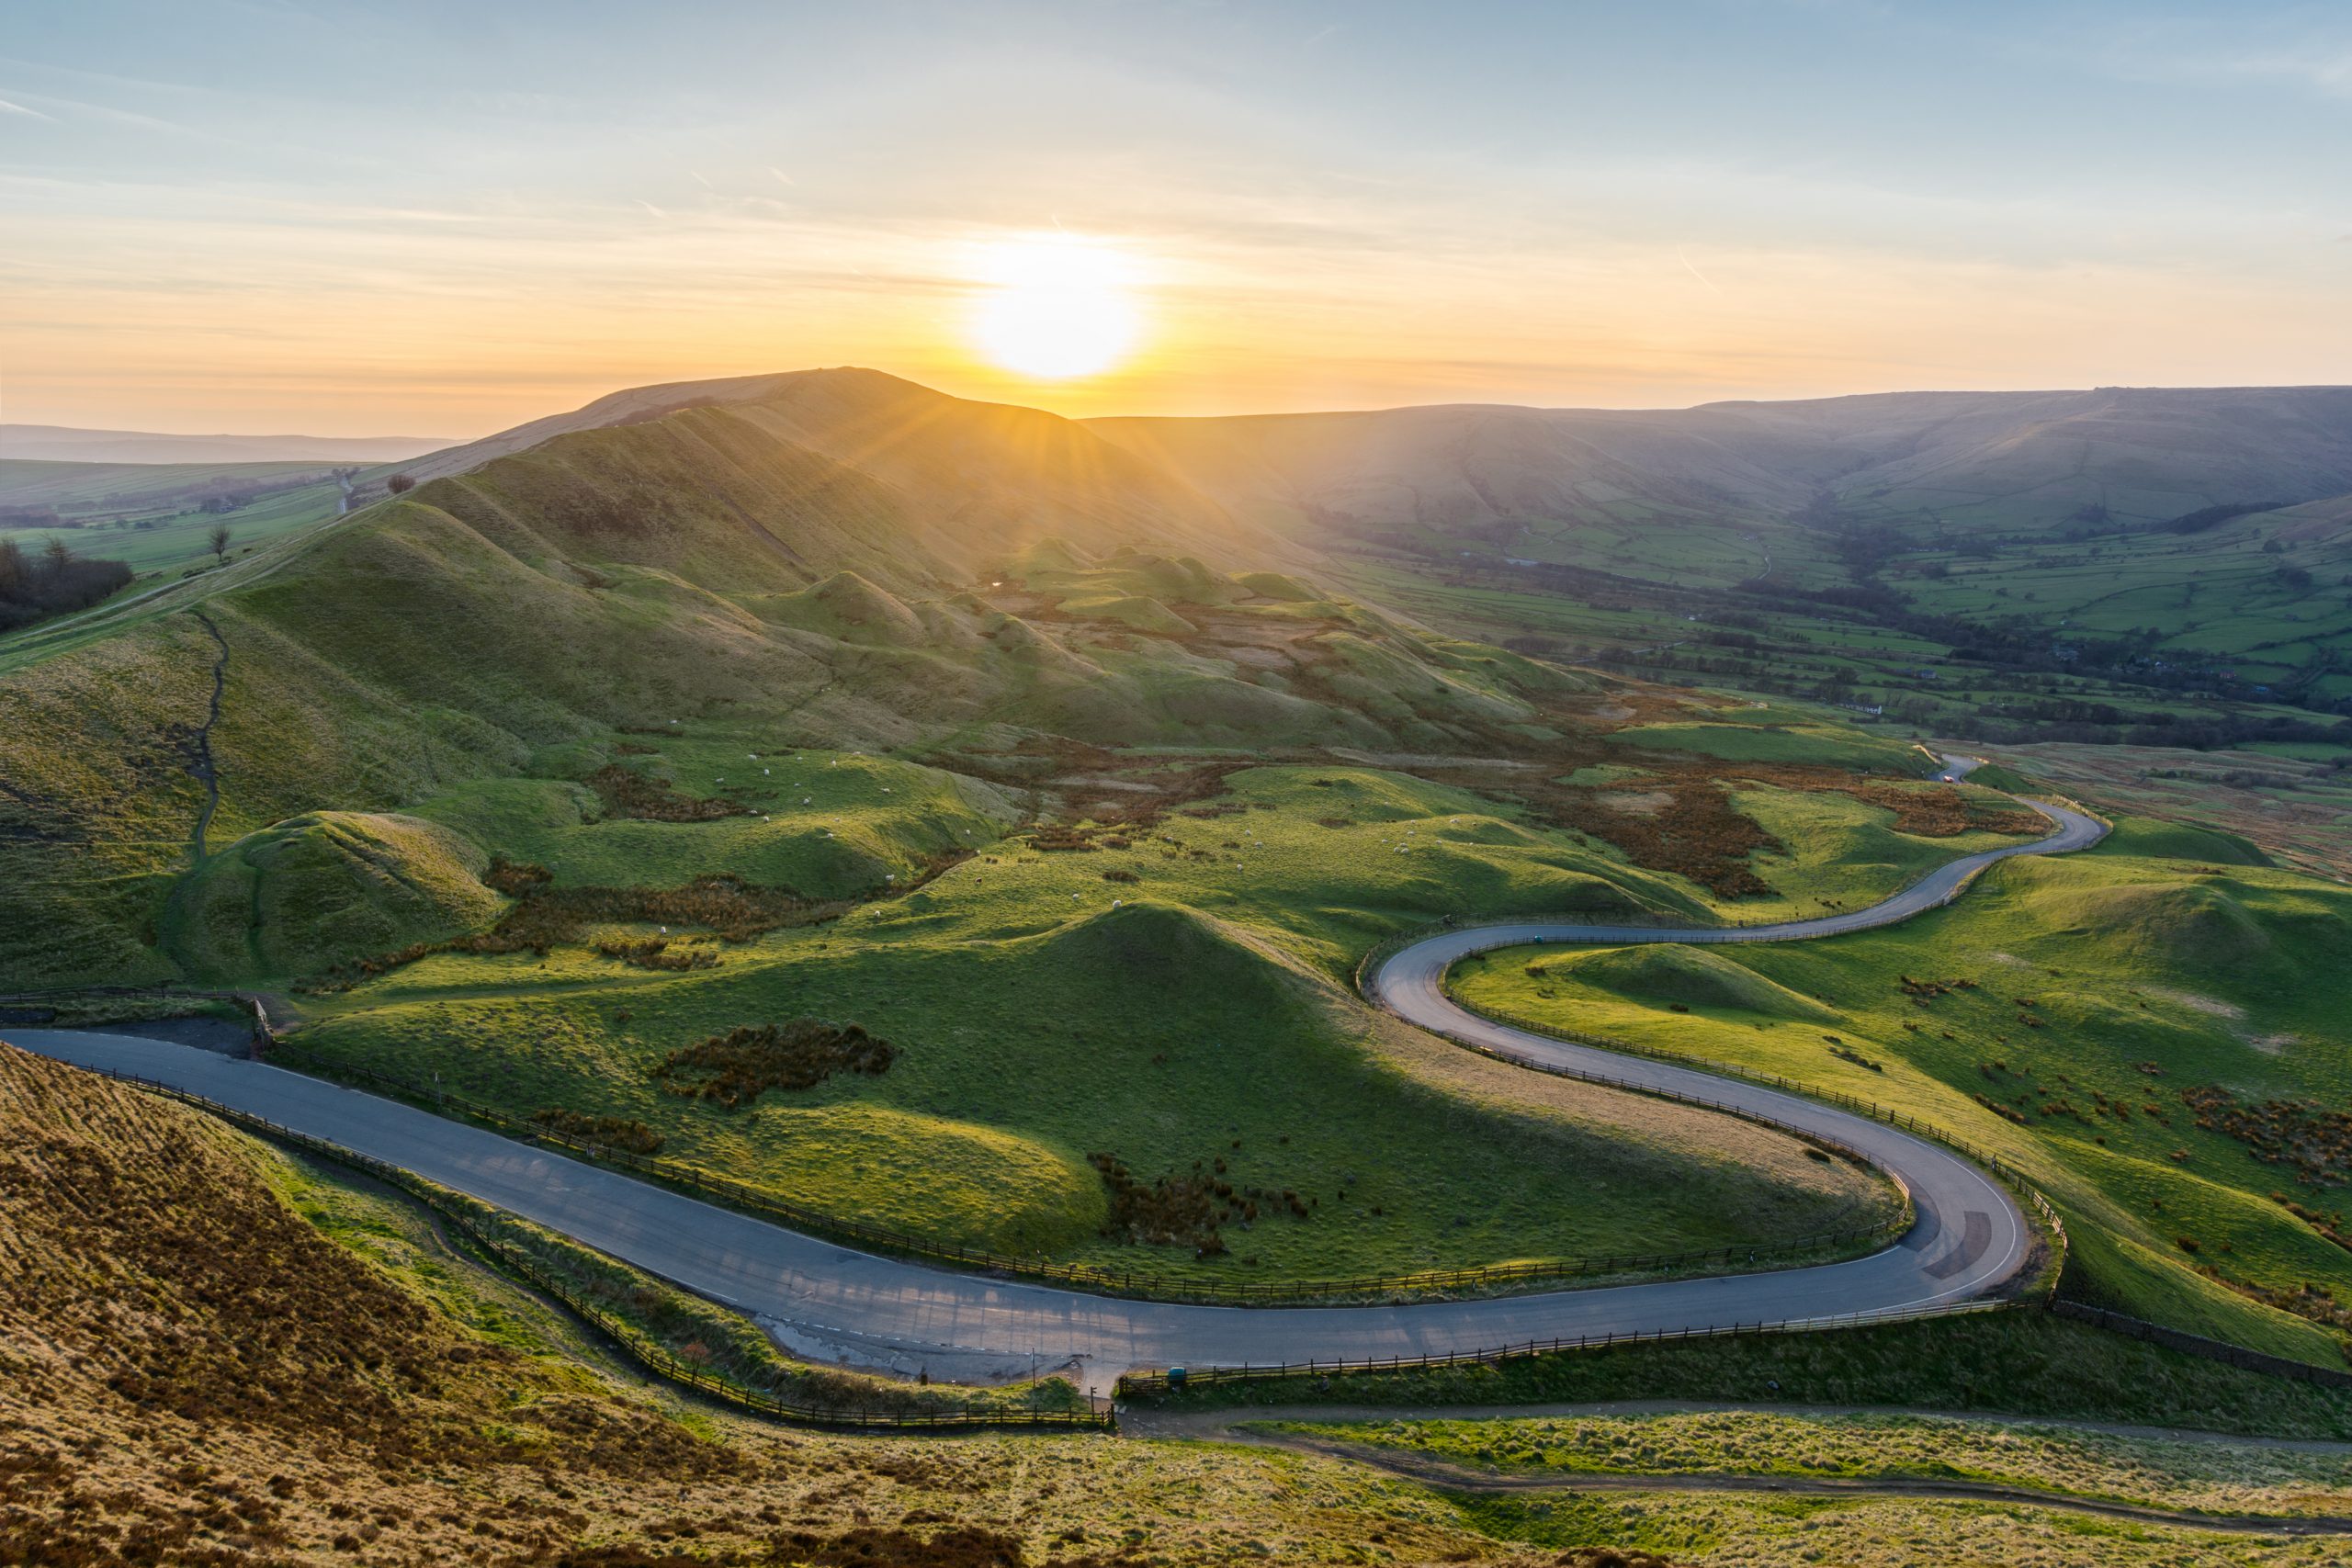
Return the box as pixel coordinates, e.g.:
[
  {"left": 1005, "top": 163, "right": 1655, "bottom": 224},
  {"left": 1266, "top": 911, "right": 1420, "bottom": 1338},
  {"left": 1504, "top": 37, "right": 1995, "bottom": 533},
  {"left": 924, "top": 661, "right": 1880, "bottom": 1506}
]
[
  {"left": 386, "top": 473, "right": 416, "bottom": 494},
  {"left": 208, "top": 521, "right": 233, "bottom": 567},
  {"left": 41, "top": 536, "right": 72, "bottom": 575}
]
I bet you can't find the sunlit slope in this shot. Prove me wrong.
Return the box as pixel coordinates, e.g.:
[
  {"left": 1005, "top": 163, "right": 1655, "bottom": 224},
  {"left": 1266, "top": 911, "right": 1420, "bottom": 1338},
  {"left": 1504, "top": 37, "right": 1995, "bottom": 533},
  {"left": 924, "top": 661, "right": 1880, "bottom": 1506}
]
[{"left": 402, "top": 366, "right": 1245, "bottom": 570}]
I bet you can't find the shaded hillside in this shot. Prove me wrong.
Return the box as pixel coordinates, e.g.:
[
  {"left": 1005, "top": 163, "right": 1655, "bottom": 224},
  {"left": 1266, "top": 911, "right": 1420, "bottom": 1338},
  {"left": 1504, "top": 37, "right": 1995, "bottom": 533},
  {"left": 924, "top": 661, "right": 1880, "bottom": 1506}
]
[
  {"left": 1089, "top": 403, "right": 1828, "bottom": 547},
  {"left": 1095, "top": 385, "right": 2352, "bottom": 738},
  {"left": 1093, "top": 385, "right": 2352, "bottom": 550},
  {"left": 0, "top": 1043, "right": 739, "bottom": 1562}
]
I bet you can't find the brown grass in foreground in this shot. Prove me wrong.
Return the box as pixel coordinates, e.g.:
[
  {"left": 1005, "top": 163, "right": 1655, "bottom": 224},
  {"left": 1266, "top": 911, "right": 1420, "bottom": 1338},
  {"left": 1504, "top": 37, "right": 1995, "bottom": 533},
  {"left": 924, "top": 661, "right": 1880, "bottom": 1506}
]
[
  {"left": 1, "top": 1043, "right": 1637, "bottom": 1566},
  {"left": 3, "top": 1044, "right": 2321, "bottom": 1565}
]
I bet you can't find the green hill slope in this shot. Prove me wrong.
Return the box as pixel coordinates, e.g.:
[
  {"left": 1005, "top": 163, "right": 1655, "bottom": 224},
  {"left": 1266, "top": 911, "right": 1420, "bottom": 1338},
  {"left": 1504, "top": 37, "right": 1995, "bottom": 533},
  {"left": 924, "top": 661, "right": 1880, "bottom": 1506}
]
[{"left": 1455, "top": 834, "right": 2352, "bottom": 1368}]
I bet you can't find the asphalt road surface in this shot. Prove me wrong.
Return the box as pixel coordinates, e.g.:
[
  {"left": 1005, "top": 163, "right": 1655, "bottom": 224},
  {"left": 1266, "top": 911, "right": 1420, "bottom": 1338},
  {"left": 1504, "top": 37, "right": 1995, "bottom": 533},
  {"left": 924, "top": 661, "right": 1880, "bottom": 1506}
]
[{"left": 5, "top": 788, "right": 2104, "bottom": 1393}]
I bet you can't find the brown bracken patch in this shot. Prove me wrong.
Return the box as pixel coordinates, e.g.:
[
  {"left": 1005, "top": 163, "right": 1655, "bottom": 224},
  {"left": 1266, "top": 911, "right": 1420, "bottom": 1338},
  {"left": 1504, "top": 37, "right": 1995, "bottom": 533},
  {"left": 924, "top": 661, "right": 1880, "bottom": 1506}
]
[
  {"left": 2183, "top": 1086, "right": 2352, "bottom": 1185},
  {"left": 1087, "top": 1152, "right": 1310, "bottom": 1258},
  {"left": 531, "top": 1107, "right": 666, "bottom": 1155},
  {"left": 587, "top": 762, "right": 748, "bottom": 822},
  {"left": 652, "top": 1021, "right": 897, "bottom": 1109}
]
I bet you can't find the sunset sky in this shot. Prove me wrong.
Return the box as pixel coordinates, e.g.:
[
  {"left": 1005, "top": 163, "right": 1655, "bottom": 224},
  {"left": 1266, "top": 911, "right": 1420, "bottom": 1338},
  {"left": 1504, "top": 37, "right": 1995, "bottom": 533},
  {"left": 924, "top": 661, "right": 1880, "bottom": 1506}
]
[{"left": 6, "top": 0, "right": 2350, "bottom": 436}]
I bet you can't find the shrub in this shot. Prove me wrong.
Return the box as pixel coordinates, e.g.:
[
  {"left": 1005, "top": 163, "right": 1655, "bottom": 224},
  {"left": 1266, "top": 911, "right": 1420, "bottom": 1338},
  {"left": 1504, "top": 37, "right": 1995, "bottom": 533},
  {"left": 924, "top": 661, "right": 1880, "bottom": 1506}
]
[{"left": 530, "top": 1108, "right": 664, "bottom": 1155}]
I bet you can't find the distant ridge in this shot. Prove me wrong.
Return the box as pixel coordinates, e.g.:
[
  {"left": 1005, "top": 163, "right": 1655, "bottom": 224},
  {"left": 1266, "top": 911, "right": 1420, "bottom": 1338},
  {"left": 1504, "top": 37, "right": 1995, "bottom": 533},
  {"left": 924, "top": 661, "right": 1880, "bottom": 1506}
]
[
  {"left": 0, "top": 424, "right": 457, "bottom": 465},
  {"left": 1090, "top": 383, "right": 2352, "bottom": 539}
]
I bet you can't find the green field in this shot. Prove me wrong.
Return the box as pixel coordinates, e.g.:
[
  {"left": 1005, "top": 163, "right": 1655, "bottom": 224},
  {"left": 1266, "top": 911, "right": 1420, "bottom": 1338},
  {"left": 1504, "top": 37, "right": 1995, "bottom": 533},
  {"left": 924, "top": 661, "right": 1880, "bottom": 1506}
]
[
  {"left": 1449, "top": 824, "right": 2352, "bottom": 1364},
  {"left": 2, "top": 462, "right": 351, "bottom": 574}
]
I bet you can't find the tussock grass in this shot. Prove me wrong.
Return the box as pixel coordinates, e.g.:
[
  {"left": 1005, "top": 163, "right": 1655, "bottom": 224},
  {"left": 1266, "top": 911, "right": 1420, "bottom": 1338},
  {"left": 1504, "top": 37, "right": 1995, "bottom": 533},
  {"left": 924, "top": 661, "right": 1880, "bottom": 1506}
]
[{"left": 1270, "top": 1406, "right": 2352, "bottom": 1517}]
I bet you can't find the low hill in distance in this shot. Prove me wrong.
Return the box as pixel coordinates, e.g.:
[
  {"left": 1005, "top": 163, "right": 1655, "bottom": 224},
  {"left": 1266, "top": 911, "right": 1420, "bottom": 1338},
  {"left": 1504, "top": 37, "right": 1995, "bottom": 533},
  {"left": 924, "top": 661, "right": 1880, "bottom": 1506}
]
[
  {"left": 1092, "top": 385, "right": 2352, "bottom": 548},
  {"left": 0, "top": 423, "right": 454, "bottom": 465},
  {"left": 1092, "top": 385, "right": 2352, "bottom": 745}
]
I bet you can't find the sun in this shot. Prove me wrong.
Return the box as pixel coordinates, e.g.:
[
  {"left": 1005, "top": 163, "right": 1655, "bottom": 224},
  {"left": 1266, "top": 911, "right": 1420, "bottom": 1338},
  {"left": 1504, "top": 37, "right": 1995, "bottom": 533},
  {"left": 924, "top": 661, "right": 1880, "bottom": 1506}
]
[{"left": 968, "top": 234, "right": 1142, "bottom": 379}]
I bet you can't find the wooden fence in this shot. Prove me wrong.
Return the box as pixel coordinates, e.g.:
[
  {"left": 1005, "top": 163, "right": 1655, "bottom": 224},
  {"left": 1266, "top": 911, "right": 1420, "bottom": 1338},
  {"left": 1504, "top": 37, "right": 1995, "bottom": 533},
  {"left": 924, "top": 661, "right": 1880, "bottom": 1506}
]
[{"left": 1116, "top": 1299, "right": 2013, "bottom": 1397}]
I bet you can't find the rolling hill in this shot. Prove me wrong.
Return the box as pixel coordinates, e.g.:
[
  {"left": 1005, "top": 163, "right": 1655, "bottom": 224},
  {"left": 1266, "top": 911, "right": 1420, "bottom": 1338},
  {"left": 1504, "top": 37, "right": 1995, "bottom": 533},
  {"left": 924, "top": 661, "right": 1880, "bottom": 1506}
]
[
  {"left": 1087, "top": 386, "right": 2352, "bottom": 743},
  {"left": 0, "top": 366, "right": 1990, "bottom": 1300},
  {"left": 1091, "top": 385, "right": 2352, "bottom": 551}
]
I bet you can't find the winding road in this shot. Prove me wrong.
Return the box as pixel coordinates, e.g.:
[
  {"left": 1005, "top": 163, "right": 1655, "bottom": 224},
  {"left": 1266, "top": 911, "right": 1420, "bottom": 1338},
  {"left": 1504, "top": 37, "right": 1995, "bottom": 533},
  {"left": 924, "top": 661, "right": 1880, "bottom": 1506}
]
[{"left": 4, "top": 774, "right": 2106, "bottom": 1397}]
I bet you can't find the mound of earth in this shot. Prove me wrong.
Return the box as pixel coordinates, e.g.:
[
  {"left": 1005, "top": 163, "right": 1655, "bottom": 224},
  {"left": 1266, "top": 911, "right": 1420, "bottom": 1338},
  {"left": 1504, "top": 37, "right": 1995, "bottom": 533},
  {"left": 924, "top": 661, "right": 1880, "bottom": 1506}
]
[
  {"left": 750, "top": 1102, "right": 1107, "bottom": 1256},
  {"left": 1549, "top": 943, "right": 1839, "bottom": 1021},
  {"left": 1110, "top": 550, "right": 1236, "bottom": 607},
  {"left": 1059, "top": 593, "right": 1198, "bottom": 637},
  {"left": 164, "top": 811, "right": 502, "bottom": 980},
  {"left": 2098, "top": 817, "right": 2272, "bottom": 867},
  {"left": 1234, "top": 570, "right": 1317, "bottom": 601},
  {"left": 2034, "top": 879, "right": 2273, "bottom": 969},
  {"left": 756, "top": 570, "right": 930, "bottom": 646},
  {"left": 1027, "top": 899, "right": 1308, "bottom": 1010}
]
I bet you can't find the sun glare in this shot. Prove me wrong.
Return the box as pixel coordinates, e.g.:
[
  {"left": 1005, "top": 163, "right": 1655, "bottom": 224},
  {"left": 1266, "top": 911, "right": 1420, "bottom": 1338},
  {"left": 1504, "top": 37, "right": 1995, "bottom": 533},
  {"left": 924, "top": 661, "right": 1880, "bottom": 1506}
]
[{"left": 968, "top": 234, "right": 1142, "bottom": 379}]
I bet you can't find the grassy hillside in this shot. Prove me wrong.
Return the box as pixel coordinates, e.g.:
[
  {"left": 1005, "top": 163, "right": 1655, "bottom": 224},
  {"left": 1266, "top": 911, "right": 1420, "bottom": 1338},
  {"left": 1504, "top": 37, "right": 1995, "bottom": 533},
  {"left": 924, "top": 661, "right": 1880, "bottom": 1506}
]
[
  {"left": 1949, "top": 738, "right": 2352, "bottom": 882},
  {"left": 1095, "top": 386, "right": 2352, "bottom": 557},
  {"left": 1098, "top": 389, "right": 2352, "bottom": 755},
  {"left": 1451, "top": 826, "right": 2352, "bottom": 1366},
  {"left": 286, "top": 754, "right": 1899, "bottom": 1280}
]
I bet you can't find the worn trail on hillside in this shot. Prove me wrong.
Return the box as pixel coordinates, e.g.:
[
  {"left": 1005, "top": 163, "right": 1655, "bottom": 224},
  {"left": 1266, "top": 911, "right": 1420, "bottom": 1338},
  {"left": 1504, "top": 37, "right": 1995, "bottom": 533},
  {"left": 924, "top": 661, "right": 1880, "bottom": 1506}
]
[
  {"left": 186, "top": 610, "right": 229, "bottom": 860},
  {"left": 1146, "top": 1416, "right": 2352, "bottom": 1538},
  {"left": 4, "top": 769, "right": 2103, "bottom": 1393}
]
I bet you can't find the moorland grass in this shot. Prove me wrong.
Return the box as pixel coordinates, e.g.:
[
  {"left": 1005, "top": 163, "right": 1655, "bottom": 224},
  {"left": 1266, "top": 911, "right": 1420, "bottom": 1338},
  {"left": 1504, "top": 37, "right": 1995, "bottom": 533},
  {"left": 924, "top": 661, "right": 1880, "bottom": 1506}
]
[
  {"left": 1605, "top": 719, "right": 1928, "bottom": 773},
  {"left": 1262, "top": 1406, "right": 2352, "bottom": 1516}
]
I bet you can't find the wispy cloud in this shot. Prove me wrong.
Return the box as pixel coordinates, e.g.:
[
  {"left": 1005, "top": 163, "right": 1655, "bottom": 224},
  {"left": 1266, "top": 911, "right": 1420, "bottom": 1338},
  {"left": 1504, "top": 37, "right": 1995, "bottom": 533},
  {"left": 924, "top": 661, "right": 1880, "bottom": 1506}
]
[
  {"left": 1678, "top": 247, "right": 1725, "bottom": 298},
  {"left": 0, "top": 95, "right": 57, "bottom": 121},
  {"left": 2206, "top": 47, "right": 2352, "bottom": 97}
]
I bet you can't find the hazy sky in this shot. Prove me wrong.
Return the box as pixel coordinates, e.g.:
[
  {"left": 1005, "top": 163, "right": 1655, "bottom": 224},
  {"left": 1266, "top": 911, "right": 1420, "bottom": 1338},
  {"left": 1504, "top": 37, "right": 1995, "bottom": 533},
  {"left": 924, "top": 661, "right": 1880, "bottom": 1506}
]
[{"left": 6, "top": 0, "right": 2350, "bottom": 434}]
